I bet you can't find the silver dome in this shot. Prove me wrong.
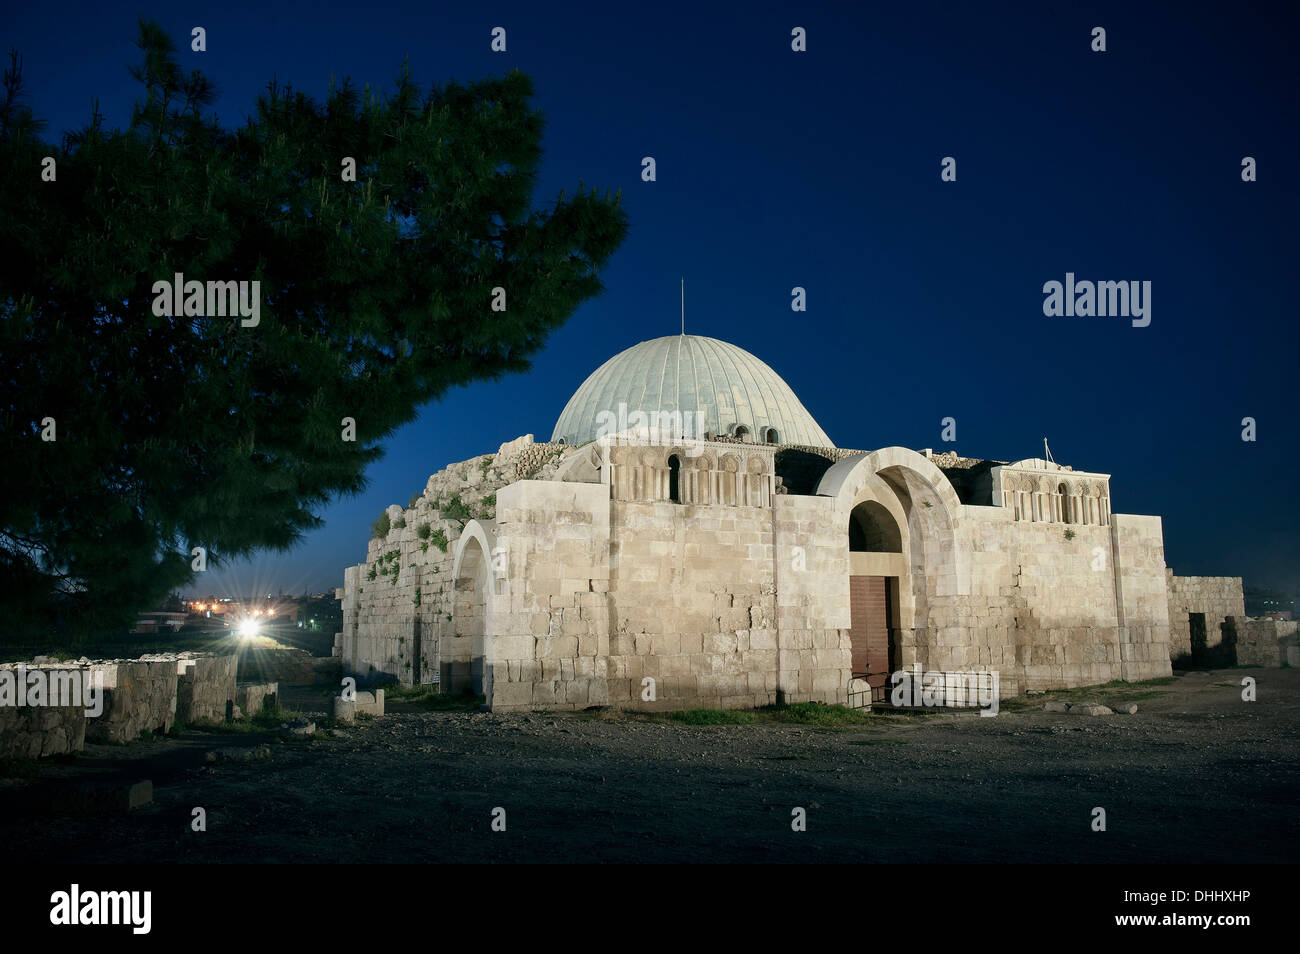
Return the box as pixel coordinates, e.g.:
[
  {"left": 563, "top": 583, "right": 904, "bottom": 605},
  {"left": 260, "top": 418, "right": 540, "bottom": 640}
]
[{"left": 551, "top": 334, "right": 833, "bottom": 447}]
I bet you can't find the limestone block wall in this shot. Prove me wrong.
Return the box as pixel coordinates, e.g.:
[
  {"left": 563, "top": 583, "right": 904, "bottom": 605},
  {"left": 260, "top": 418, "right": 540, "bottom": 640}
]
[
  {"left": 342, "top": 435, "right": 1196, "bottom": 707},
  {"left": 86, "top": 661, "right": 177, "bottom": 743},
  {"left": 773, "top": 494, "right": 852, "bottom": 704},
  {"left": 484, "top": 480, "right": 854, "bottom": 712},
  {"left": 1, "top": 652, "right": 242, "bottom": 756},
  {"left": 486, "top": 479, "right": 611, "bottom": 709},
  {"left": 1231, "top": 617, "right": 1299, "bottom": 668},
  {"left": 235, "top": 682, "right": 278, "bottom": 715},
  {"left": 0, "top": 685, "right": 86, "bottom": 758},
  {"left": 1109, "top": 515, "right": 1175, "bottom": 682},
  {"left": 1165, "top": 571, "right": 1245, "bottom": 660},
  {"left": 606, "top": 499, "right": 779, "bottom": 711},
  {"left": 339, "top": 435, "right": 576, "bottom": 686},
  {"left": 899, "top": 507, "right": 1171, "bottom": 695},
  {"left": 934, "top": 509, "right": 1122, "bottom": 694},
  {"left": 176, "top": 654, "right": 238, "bottom": 724},
  {"left": 344, "top": 507, "right": 472, "bottom": 685}
]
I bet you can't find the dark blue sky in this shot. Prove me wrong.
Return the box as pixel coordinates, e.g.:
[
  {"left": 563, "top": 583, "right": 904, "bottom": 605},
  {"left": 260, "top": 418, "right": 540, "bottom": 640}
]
[{"left": 6, "top": 1, "right": 1297, "bottom": 596}]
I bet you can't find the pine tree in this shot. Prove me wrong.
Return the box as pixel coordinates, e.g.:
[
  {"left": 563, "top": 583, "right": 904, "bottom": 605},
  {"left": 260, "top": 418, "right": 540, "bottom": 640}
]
[{"left": 0, "top": 20, "right": 627, "bottom": 642}]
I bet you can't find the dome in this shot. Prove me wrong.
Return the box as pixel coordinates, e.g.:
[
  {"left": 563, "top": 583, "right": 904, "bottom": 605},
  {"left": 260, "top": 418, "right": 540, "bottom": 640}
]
[{"left": 551, "top": 334, "right": 834, "bottom": 448}]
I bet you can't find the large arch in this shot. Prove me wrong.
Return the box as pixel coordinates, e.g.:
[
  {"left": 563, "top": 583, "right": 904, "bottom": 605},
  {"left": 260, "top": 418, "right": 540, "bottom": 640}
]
[
  {"left": 817, "top": 448, "right": 966, "bottom": 672},
  {"left": 450, "top": 519, "right": 501, "bottom": 699},
  {"left": 817, "top": 448, "right": 963, "bottom": 527}
]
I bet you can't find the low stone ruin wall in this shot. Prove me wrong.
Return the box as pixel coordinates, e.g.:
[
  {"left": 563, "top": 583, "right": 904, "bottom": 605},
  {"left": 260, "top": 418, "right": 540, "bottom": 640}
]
[
  {"left": 1232, "top": 617, "right": 1300, "bottom": 668},
  {"left": 0, "top": 696, "right": 86, "bottom": 759},
  {"left": 1166, "top": 571, "right": 1245, "bottom": 662},
  {"left": 176, "top": 655, "right": 239, "bottom": 725},
  {"left": 235, "top": 682, "right": 278, "bottom": 716},
  {"left": 85, "top": 660, "right": 178, "bottom": 743},
  {"left": 1, "top": 651, "right": 239, "bottom": 756}
]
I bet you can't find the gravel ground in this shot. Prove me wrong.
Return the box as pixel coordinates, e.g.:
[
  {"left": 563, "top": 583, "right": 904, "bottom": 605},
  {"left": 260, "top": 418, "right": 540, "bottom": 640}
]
[{"left": 2, "top": 668, "right": 1296, "bottom": 863}]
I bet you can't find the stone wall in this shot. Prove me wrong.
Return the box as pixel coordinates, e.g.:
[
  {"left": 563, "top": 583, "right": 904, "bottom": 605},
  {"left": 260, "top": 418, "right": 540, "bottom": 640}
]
[
  {"left": 235, "top": 682, "right": 278, "bottom": 715},
  {"left": 0, "top": 690, "right": 86, "bottom": 758},
  {"left": 85, "top": 661, "right": 177, "bottom": 743},
  {"left": 339, "top": 435, "right": 577, "bottom": 687},
  {"left": 478, "top": 481, "right": 853, "bottom": 712},
  {"left": 176, "top": 654, "right": 238, "bottom": 724},
  {"left": 906, "top": 508, "right": 1171, "bottom": 695},
  {"left": 820, "top": 449, "right": 1171, "bottom": 698},
  {"left": 1109, "top": 515, "right": 1175, "bottom": 682},
  {"left": 1231, "top": 617, "right": 1300, "bottom": 668},
  {"left": 1, "top": 652, "right": 249, "bottom": 756},
  {"left": 480, "top": 474, "right": 1174, "bottom": 708},
  {"left": 1166, "top": 571, "right": 1245, "bottom": 662},
  {"left": 340, "top": 438, "right": 1195, "bottom": 712},
  {"left": 486, "top": 480, "right": 610, "bottom": 709},
  {"left": 605, "top": 498, "right": 781, "bottom": 710},
  {"left": 773, "top": 494, "right": 853, "bottom": 703}
]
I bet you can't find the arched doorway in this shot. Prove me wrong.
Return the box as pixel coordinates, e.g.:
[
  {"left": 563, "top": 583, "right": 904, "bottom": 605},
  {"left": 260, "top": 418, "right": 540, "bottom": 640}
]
[
  {"left": 817, "top": 447, "right": 966, "bottom": 700},
  {"left": 451, "top": 536, "right": 488, "bottom": 696},
  {"left": 848, "top": 500, "right": 904, "bottom": 698}
]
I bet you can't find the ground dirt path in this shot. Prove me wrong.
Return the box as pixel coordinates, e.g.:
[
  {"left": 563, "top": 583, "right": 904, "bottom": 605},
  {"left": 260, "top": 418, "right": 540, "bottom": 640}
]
[{"left": 3, "top": 668, "right": 1296, "bottom": 863}]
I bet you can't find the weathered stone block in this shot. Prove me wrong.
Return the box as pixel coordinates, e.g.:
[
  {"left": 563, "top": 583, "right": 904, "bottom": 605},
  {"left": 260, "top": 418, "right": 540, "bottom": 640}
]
[
  {"left": 50, "top": 779, "right": 153, "bottom": 815},
  {"left": 235, "top": 681, "right": 278, "bottom": 716},
  {"left": 1069, "top": 703, "right": 1112, "bottom": 716},
  {"left": 86, "top": 661, "right": 177, "bottom": 743},
  {"left": 177, "top": 654, "right": 238, "bottom": 725}
]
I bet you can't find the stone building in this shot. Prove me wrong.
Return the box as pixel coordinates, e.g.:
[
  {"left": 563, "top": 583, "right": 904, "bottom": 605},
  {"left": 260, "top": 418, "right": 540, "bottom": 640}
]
[{"left": 336, "top": 334, "right": 1249, "bottom": 711}]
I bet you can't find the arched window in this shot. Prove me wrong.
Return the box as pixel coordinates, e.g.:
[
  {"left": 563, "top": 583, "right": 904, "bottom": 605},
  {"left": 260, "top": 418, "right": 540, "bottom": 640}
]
[
  {"left": 733, "top": 425, "right": 749, "bottom": 441},
  {"left": 764, "top": 427, "right": 780, "bottom": 443},
  {"left": 668, "top": 455, "right": 681, "bottom": 503},
  {"left": 1058, "top": 483, "right": 1071, "bottom": 523}
]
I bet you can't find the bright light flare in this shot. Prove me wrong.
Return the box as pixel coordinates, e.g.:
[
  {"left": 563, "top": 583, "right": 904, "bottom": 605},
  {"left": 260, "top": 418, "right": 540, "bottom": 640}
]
[{"left": 237, "top": 618, "right": 260, "bottom": 639}]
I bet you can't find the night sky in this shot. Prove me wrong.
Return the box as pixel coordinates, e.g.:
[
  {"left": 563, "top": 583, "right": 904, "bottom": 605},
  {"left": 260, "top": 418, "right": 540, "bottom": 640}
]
[{"left": 5, "top": 1, "right": 1297, "bottom": 597}]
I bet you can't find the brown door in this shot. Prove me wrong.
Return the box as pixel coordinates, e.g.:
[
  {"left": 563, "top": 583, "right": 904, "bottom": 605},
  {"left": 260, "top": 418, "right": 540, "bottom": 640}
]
[{"left": 849, "top": 575, "right": 891, "bottom": 688}]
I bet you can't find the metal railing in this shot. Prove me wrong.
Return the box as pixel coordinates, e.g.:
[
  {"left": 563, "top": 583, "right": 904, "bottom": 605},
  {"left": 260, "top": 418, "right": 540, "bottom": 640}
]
[{"left": 847, "top": 670, "right": 891, "bottom": 708}]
